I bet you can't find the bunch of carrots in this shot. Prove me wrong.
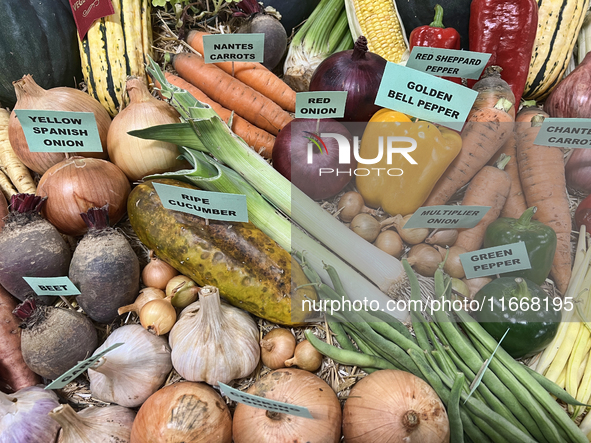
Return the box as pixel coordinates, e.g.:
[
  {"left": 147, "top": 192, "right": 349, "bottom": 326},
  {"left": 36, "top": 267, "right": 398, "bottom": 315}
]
[
  {"left": 161, "top": 31, "right": 296, "bottom": 159},
  {"left": 423, "top": 66, "right": 572, "bottom": 294}
]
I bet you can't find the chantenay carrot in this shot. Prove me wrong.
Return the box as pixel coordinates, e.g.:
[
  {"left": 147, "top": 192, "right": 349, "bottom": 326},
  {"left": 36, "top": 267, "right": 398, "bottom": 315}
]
[
  {"left": 424, "top": 97, "right": 515, "bottom": 206},
  {"left": 454, "top": 154, "right": 512, "bottom": 252},
  {"left": 186, "top": 30, "right": 296, "bottom": 113},
  {"left": 516, "top": 105, "right": 572, "bottom": 294},
  {"left": 162, "top": 72, "right": 276, "bottom": 158},
  {"left": 172, "top": 52, "right": 293, "bottom": 136}
]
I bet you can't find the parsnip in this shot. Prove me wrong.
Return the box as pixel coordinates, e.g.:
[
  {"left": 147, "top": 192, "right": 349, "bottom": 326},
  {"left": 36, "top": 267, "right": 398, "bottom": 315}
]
[{"left": 0, "top": 108, "right": 36, "bottom": 194}]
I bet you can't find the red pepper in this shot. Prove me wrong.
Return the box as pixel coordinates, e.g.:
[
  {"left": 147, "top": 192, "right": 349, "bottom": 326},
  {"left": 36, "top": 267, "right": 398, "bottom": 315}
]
[
  {"left": 468, "top": 0, "right": 538, "bottom": 105},
  {"left": 409, "top": 4, "right": 462, "bottom": 84}
]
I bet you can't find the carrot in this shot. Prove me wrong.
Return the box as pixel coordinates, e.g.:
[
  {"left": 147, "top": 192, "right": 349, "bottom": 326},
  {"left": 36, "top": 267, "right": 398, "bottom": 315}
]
[
  {"left": 424, "top": 98, "right": 515, "bottom": 206},
  {"left": 162, "top": 72, "right": 275, "bottom": 158},
  {"left": 172, "top": 52, "right": 293, "bottom": 136},
  {"left": 186, "top": 30, "right": 296, "bottom": 113},
  {"left": 0, "top": 285, "right": 40, "bottom": 393},
  {"left": 0, "top": 108, "right": 35, "bottom": 194},
  {"left": 454, "top": 154, "right": 512, "bottom": 252},
  {"left": 490, "top": 130, "right": 528, "bottom": 219},
  {"left": 467, "top": 66, "right": 516, "bottom": 120},
  {"left": 516, "top": 106, "right": 572, "bottom": 294}
]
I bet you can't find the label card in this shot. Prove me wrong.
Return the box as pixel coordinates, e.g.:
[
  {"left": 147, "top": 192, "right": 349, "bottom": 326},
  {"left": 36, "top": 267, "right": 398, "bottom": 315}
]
[
  {"left": 295, "top": 91, "right": 348, "bottom": 119},
  {"left": 219, "top": 383, "right": 314, "bottom": 419},
  {"left": 13, "top": 110, "right": 103, "bottom": 153},
  {"left": 375, "top": 62, "right": 478, "bottom": 131},
  {"left": 404, "top": 205, "right": 491, "bottom": 229},
  {"left": 23, "top": 276, "right": 81, "bottom": 296},
  {"left": 534, "top": 118, "right": 591, "bottom": 148},
  {"left": 68, "top": 0, "right": 115, "bottom": 39},
  {"left": 406, "top": 47, "right": 491, "bottom": 80},
  {"left": 202, "top": 34, "right": 265, "bottom": 63},
  {"left": 460, "top": 242, "right": 532, "bottom": 279},
  {"left": 153, "top": 182, "right": 249, "bottom": 223},
  {"left": 45, "top": 343, "right": 123, "bottom": 390}
]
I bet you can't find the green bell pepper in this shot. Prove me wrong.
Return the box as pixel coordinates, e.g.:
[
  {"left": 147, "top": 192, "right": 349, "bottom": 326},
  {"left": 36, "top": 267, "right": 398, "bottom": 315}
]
[
  {"left": 473, "top": 277, "right": 561, "bottom": 358},
  {"left": 483, "top": 206, "right": 556, "bottom": 285}
]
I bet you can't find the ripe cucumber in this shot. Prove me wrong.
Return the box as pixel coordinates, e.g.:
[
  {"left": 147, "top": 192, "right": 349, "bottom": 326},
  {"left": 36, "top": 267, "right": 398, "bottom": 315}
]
[{"left": 128, "top": 179, "right": 317, "bottom": 326}]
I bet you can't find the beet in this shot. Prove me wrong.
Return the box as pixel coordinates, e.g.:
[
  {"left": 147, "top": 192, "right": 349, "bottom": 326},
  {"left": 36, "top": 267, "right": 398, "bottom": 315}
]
[
  {"left": 0, "top": 194, "right": 71, "bottom": 302},
  {"left": 15, "top": 299, "right": 98, "bottom": 380},
  {"left": 69, "top": 206, "right": 140, "bottom": 323}
]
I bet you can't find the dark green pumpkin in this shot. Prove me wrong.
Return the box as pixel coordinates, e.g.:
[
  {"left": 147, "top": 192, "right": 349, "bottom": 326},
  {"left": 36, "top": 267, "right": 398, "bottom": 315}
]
[{"left": 0, "top": 0, "right": 82, "bottom": 107}]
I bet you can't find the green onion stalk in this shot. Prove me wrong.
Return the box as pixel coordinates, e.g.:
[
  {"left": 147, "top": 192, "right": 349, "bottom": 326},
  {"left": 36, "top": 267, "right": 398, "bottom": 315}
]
[
  {"left": 282, "top": 0, "right": 353, "bottom": 91},
  {"left": 133, "top": 59, "right": 433, "bottom": 321}
]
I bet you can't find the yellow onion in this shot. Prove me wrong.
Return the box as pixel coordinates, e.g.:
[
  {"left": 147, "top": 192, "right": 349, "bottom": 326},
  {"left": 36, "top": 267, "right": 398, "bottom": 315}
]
[
  {"left": 36, "top": 157, "right": 130, "bottom": 236},
  {"left": 139, "top": 295, "right": 177, "bottom": 335},
  {"left": 8, "top": 75, "right": 110, "bottom": 175},
  {"left": 130, "top": 382, "right": 232, "bottom": 443},
  {"left": 142, "top": 251, "right": 179, "bottom": 289},
  {"left": 107, "top": 77, "right": 188, "bottom": 180},
  {"left": 343, "top": 369, "right": 449, "bottom": 443},
  {"left": 118, "top": 287, "right": 166, "bottom": 316},
  {"left": 284, "top": 339, "right": 323, "bottom": 372},
  {"left": 233, "top": 368, "right": 342, "bottom": 443},
  {"left": 260, "top": 327, "right": 296, "bottom": 369}
]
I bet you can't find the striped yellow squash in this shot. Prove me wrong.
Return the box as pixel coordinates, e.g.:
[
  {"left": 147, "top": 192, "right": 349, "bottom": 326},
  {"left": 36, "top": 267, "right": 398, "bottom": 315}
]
[
  {"left": 523, "top": 0, "right": 589, "bottom": 100},
  {"left": 78, "top": 0, "right": 153, "bottom": 116}
]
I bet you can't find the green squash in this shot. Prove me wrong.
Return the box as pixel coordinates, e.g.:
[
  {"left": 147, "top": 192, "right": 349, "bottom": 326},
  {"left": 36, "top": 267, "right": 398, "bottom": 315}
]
[{"left": 0, "top": 0, "right": 82, "bottom": 107}]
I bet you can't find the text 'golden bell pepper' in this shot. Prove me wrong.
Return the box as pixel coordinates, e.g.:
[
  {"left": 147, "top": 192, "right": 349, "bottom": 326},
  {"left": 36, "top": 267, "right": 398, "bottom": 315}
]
[{"left": 356, "top": 109, "right": 462, "bottom": 216}]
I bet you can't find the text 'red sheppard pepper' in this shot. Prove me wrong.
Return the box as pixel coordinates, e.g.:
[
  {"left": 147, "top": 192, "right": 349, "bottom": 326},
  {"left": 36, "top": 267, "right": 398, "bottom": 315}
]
[
  {"left": 409, "top": 4, "right": 462, "bottom": 84},
  {"left": 468, "top": 0, "right": 538, "bottom": 105},
  {"left": 355, "top": 109, "right": 462, "bottom": 216}
]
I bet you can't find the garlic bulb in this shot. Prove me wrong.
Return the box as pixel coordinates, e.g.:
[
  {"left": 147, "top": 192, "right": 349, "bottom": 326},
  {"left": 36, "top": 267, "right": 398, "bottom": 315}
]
[
  {"left": 49, "top": 404, "right": 136, "bottom": 443},
  {"left": 169, "top": 285, "right": 260, "bottom": 386},
  {"left": 0, "top": 386, "right": 60, "bottom": 443},
  {"left": 88, "top": 324, "right": 172, "bottom": 407}
]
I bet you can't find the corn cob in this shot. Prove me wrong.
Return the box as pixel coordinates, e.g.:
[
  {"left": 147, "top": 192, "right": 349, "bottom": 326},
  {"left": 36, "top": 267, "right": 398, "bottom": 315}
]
[
  {"left": 78, "top": 0, "right": 153, "bottom": 116},
  {"left": 344, "top": 0, "right": 409, "bottom": 63}
]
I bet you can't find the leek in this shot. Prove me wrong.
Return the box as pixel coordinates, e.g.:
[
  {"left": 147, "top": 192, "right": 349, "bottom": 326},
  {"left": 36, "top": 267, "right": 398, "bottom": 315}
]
[
  {"left": 282, "top": 0, "right": 353, "bottom": 91},
  {"left": 132, "top": 59, "right": 433, "bottom": 320}
]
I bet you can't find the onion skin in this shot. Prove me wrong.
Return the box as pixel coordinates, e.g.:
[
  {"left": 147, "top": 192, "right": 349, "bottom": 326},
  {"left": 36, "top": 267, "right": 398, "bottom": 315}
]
[
  {"left": 233, "top": 368, "right": 342, "bottom": 443},
  {"left": 272, "top": 118, "right": 355, "bottom": 200},
  {"left": 309, "top": 36, "right": 386, "bottom": 122},
  {"left": 130, "top": 381, "right": 232, "bottom": 443},
  {"left": 545, "top": 52, "right": 591, "bottom": 118},
  {"left": 36, "top": 157, "right": 130, "bottom": 237},
  {"left": 343, "top": 369, "right": 449, "bottom": 443},
  {"left": 566, "top": 149, "right": 591, "bottom": 194},
  {"left": 8, "top": 74, "right": 110, "bottom": 175},
  {"left": 260, "top": 327, "right": 296, "bottom": 370}
]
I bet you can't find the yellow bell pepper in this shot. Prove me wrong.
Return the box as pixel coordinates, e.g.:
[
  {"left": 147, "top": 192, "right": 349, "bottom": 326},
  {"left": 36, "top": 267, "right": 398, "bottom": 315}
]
[{"left": 356, "top": 109, "right": 462, "bottom": 216}]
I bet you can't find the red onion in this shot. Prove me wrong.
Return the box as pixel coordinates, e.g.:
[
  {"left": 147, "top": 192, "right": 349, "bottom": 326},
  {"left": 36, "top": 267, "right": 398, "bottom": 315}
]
[
  {"left": 309, "top": 36, "right": 386, "bottom": 122},
  {"left": 565, "top": 149, "right": 591, "bottom": 193},
  {"left": 272, "top": 118, "right": 355, "bottom": 200},
  {"left": 544, "top": 51, "right": 591, "bottom": 118},
  {"left": 575, "top": 193, "right": 591, "bottom": 231}
]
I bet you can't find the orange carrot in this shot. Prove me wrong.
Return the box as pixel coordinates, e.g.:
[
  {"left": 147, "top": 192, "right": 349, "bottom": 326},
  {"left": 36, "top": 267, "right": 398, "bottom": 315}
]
[
  {"left": 424, "top": 98, "right": 515, "bottom": 206},
  {"left": 516, "top": 106, "right": 572, "bottom": 294},
  {"left": 454, "top": 154, "right": 512, "bottom": 252},
  {"left": 467, "top": 66, "right": 516, "bottom": 120},
  {"left": 172, "top": 52, "right": 292, "bottom": 136},
  {"left": 162, "top": 72, "right": 275, "bottom": 158},
  {"left": 491, "top": 130, "right": 528, "bottom": 218},
  {"left": 186, "top": 30, "right": 296, "bottom": 113}
]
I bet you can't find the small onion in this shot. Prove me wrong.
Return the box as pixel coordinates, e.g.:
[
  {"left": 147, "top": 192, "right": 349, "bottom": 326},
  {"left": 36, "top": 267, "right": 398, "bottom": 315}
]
[
  {"left": 425, "top": 229, "right": 459, "bottom": 247},
  {"left": 8, "top": 74, "right": 110, "bottom": 175},
  {"left": 130, "top": 382, "right": 232, "bottom": 443},
  {"left": 343, "top": 369, "right": 449, "bottom": 442},
  {"left": 374, "top": 230, "right": 404, "bottom": 258},
  {"left": 117, "top": 287, "right": 165, "bottom": 316},
  {"left": 260, "top": 327, "right": 296, "bottom": 369},
  {"left": 463, "top": 276, "right": 493, "bottom": 299},
  {"left": 165, "top": 274, "right": 200, "bottom": 308},
  {"left": 139, "top": 296, "right": 177, "bottom": 335},
  {"left": 284, "top": 339, "right": 323, "bottom": 372},
  {"left": 337, "top": 191, "right": 369, "bottom": 222},
  {"left": 36, "top": 157, "right": 130, "bottom": 237},
  {"left": 350, "top": 213, "right": 380, "bottom": 242},
  {"left": 406, "top": 244, "right": 442, "bottom": 277},
  {"left": 142, "top": 251, "right": 179, "bottom": 289},
  {"left": 107, "top": 77, "right": 189, "bottom": 181},
  {"left": 388, "top": 214, "right": 430, "bottom": 244},
  {"left": 435, "top": 245, "right": 467, "bottom": 279}
]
